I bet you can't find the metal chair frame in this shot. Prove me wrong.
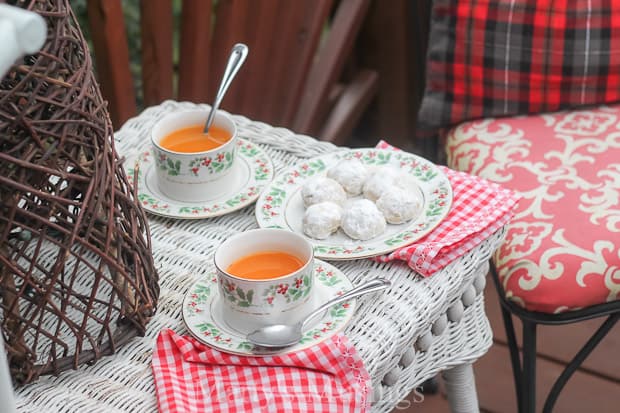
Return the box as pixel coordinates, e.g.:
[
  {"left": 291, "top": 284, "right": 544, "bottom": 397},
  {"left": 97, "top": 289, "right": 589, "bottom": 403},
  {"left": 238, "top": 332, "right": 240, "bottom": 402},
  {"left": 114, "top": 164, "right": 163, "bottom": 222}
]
[{"left": 489, "top": 262, "right": 620, "bottom": 413}]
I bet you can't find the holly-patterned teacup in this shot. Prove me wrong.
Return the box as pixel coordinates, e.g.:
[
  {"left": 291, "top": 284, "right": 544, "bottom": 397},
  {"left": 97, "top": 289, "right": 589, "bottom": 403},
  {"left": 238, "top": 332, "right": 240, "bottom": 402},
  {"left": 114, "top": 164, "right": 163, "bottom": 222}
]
[
  {"left": 213, "top": 228, "right": 315, "bottom": 335},
  {"left": 151, "top": 109, "right": 238, "bottom": 202}
]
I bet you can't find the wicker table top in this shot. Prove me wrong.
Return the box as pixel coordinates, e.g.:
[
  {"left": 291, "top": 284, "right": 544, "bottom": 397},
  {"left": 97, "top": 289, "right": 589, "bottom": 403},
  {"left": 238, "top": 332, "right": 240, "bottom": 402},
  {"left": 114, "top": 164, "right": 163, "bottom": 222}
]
[{"left": 14, "top": 101, "right": 505, "bottom": 412}]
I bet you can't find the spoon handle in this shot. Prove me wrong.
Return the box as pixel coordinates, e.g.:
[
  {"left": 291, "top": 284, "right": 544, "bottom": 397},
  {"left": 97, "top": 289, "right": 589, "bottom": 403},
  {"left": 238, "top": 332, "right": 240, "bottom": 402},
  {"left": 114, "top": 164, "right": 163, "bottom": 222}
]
[
  {"left": 204, "top": 43, "right": 249, "bottom": 133},
  {"left": 300, "top": 278, "right": 391, "bottom": 330}
]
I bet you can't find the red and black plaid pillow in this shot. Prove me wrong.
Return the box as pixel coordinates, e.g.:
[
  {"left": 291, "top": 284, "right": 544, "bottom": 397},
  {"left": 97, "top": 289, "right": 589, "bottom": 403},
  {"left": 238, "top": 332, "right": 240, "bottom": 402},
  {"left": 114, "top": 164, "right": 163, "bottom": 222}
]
[{"left": 418, "top": 0, "right": 620, "bottom": 130}]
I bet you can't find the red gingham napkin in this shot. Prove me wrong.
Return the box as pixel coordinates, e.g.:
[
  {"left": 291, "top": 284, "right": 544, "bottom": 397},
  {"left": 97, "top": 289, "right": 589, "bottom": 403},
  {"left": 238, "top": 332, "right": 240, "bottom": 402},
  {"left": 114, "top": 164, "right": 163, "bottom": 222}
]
[
  {"left": 373, "top": 140, "right": 520, "bottom": 276},
  {"left": 152, "top": 329, "right": 371, "bottom": 413}
]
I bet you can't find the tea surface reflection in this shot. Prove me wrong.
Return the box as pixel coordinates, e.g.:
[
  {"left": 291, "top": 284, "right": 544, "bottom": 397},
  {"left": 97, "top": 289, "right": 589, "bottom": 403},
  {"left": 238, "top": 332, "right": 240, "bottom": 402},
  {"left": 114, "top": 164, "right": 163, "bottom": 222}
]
[
  {"left": 160, "top": 124, "right": 231, "bottom": 153},
  {"left": 226, "top": 251, "right": 304, "bottom": 280}
]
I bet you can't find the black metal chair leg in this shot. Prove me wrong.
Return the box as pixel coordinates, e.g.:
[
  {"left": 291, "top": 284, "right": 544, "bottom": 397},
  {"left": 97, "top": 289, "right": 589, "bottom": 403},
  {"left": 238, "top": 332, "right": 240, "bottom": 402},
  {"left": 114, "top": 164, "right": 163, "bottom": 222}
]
[
  {"left": 500, "top": 302, "right": 524, "bottom": 412},
  {"left": 542, "top": 313, "right": 620, "bottom": 413},
  {"left": 488, "top": 260, "right": 620, "bottom": 412},
  {"left": 419, "top": 376, "right": 439, "bottom": 394},
  {"left": 492, "top": 262, "right": 525, "bottom": 411},
  {"left": 522, "top": 320, "right": 537, "bottom": 413}
]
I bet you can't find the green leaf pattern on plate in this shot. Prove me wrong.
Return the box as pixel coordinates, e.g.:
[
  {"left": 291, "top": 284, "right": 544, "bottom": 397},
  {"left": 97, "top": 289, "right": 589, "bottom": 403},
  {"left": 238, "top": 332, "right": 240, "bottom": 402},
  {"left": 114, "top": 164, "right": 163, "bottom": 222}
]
[
  {"left": 279, "top": 159, "right": 326, "bottom": 186},
  {"left": 225, "top": 186, "right": 258, "bottom": 207},
  {"left": 384, "top": 228, "right": 424, "bottom": 246},
  {"left": 236, "top": 341, "right": 254, "bottom": 351},
  {"left": 299, "top": 302, "right": 350, "bottom": 344},
  {"left": 195, "top": 322, "right": 234, "bottom": 347},
  {"left": 185, "top": 283, "right": 211, "bottom": 315},
  {"left": 313, "top": 244, "right": 373, "bottom": 256},
  {"left": 425, "top": 183, "right": 451, "bottom": 216},
  {"left": 238, "top": 140, "right": 273, "bottom": 181},
  {"left": 393, "top": 152, "right": 439, "bottom": 182},
  {"left": 342, "top": 150, "right": 391, "bottom": 165},
  {"left": 259, "top": 187, "right": 286, "bottom": 220},
  {"left": 126, "top": 152, "right": 149, "bottom": 187},
  {"left": 314, "top": 265, "right": 342, "bottom": 287},
  {"left": 239, "top": 143, "right": 259, "bottom": 157},
  {"left": 138, "top": 193, "right": 171, "bottom": 213}
]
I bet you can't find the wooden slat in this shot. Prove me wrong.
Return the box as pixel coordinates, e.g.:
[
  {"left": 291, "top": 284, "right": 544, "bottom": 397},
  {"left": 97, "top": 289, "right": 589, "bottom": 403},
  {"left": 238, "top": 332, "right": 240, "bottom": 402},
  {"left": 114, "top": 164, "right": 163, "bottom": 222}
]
[
  {"left": 274, "top": 0, "right": 334, "bottom": 125},
  {"left": 357, "top": 0, "right": 417, "bottom": 151},
  {"left": 232, "top": 0, "right": 332, "bottom": 126},
  {"left": 293, "top": 0, "right": 371, "bottom": 136},
  {"left": 484, "top": 280, "right": 620, "bottom": 381},
  {"left": 232, "top": 0, "right": 283, "bottom": 122},
  {"left": 178, "top": 0, "right": 213, "bottom": 103},
  {"left": 140, "top": 0, "right": 173, "bottom": 106},
  {"left": 270, "top": 0, "right": 334, "bottom": 126},
  {"left": 212, "top": 0, "right": 333, "bottom": 127},
  {"left": 86, "top": 0, "right": 136, "bottom": 128},
  {"left": 320, "top": 68, "right": 378, "bottom": 144},
  {"left": 208, "top": 0, "right": 252, "bottom": 109},
  {"left": 228, "top": 0, "right": 261, "bottom": 115}
]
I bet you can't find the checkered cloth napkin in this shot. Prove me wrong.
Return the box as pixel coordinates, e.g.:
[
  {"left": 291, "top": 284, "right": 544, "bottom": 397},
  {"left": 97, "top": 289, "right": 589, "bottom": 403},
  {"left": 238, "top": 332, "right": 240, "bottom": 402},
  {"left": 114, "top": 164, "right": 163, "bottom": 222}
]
[
  {"left": 373, "top": 140, "right": 520, "bottom": 276},
  {"left": 152, "top": 329, "right": 371, "bottom": 413}
]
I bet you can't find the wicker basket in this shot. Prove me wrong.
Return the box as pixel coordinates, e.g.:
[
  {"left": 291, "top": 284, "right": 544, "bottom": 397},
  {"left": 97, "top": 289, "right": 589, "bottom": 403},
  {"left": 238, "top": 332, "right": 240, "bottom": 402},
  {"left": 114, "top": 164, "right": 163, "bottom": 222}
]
[{"left": 0, "top": 0, "right": 158, "bottom": 385}]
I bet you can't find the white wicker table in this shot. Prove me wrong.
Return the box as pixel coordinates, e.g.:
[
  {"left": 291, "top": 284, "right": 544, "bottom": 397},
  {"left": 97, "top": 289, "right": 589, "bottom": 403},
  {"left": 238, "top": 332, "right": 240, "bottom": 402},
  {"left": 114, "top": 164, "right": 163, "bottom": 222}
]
[{"left": 14, "top": 101, "right": 505, "bottom": 413}]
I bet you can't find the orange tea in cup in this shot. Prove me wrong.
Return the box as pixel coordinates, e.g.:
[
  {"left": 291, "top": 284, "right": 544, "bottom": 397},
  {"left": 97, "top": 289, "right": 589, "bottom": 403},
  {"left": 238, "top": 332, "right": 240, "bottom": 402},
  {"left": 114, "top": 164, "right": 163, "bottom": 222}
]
[
  {"left": 159, "top": 124, "right": 231, "bottom": 153},
  {"left": 226, "top": 251, "right": 304, "bottom": 280}
]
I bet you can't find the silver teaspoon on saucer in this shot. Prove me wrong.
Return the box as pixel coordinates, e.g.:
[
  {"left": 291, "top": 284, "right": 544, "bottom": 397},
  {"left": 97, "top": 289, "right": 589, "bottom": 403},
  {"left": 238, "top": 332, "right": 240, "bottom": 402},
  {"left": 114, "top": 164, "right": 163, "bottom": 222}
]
[{"left": 247, "top": 278, "right": 391, "bottom": 348}]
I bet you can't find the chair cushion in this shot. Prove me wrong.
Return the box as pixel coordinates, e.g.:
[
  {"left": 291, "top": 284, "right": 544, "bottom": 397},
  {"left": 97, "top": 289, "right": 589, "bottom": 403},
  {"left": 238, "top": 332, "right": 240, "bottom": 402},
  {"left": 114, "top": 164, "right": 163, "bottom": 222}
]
[
  {"left": 446, "top": 105, "right": 620, "bottom": 313},
  {"left": 418, "top": 0, "right": 620, "bottom": 132}
]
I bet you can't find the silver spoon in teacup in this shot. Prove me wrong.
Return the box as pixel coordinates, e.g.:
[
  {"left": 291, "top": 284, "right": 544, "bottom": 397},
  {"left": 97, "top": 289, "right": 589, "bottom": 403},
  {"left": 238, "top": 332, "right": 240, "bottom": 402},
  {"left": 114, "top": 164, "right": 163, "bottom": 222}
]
[
  {"left": 247, "top": 278, "right": 391, "bottom": 349},
  {"left": 203, "top": 43, "right": 249, "bottom": 134}
]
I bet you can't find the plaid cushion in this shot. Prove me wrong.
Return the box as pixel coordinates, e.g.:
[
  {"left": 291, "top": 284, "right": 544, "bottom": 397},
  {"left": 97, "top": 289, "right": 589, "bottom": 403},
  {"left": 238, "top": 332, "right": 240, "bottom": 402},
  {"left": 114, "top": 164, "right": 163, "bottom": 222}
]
[{"left": 418, "top": 0, "right": 620, "bottom": 130}]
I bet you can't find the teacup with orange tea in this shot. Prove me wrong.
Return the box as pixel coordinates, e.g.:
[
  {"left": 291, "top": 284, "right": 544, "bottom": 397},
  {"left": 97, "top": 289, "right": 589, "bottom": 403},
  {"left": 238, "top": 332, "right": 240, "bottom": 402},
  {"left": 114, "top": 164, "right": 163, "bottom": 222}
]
[
  {"left": 151, "top": 109, "right": 238, "bottom": 202},
  {"left": 214, "top": 228, "right": 315, "bottom": 335}
]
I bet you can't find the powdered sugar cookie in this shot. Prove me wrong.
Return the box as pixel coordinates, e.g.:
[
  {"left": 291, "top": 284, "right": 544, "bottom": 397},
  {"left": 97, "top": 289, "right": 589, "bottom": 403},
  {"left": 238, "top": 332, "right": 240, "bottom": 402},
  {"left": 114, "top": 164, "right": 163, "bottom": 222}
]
[
  {"left": 341, "top": 199, "right": 386, "bottom": 240},
  {"left": 362, "top": 166, "right": 402, "bottom": 201},
  {"left": 326, "top": 158, "right": 369, "bottom": 196},
  {"left": 302, "top": 201, "right": 343, "bottom": 239},
  {"left": 301, "top": 176, "right": 346, "bottom": 208},
  {"left": 376, "top": 186, "right": 423, "bottom": 224}
]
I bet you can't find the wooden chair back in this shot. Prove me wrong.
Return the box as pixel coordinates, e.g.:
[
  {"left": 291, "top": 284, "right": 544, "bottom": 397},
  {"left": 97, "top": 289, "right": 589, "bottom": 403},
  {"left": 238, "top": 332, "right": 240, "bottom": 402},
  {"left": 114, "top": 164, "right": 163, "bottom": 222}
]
[{"left": 85, "top": 0, "right": 378, "bottom": 144}]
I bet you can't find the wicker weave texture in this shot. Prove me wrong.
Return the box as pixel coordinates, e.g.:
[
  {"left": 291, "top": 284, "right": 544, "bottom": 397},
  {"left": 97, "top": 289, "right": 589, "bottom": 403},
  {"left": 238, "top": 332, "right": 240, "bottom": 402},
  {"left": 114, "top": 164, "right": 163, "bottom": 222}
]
[
  {"left": 14, "top": 100, "right": 506, "bottom": 412},
  {"left": 0, "top": 0, "right": 158, "bottom": 384}
]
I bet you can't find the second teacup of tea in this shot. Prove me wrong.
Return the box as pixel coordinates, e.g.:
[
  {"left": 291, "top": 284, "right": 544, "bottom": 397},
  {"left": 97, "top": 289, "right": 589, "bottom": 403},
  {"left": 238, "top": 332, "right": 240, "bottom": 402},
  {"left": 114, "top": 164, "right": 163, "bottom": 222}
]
[
  {"left": 151, "top": 109, "right": 238, "bottom": 202},
  {"left": 213, "top": 228, "right": 315, "bottom": 335}
]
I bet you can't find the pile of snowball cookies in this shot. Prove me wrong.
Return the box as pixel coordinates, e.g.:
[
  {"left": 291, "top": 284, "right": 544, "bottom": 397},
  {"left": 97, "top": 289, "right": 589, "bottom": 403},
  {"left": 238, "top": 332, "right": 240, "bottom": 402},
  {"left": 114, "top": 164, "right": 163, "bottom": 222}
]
[{"left": 301, "top": 158, "right": 423, "bottom": 241}]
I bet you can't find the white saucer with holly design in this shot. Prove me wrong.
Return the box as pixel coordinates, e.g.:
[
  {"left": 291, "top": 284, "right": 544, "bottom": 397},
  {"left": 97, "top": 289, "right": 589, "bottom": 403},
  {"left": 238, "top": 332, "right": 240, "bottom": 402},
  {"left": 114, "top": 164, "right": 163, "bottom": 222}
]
[
  {"left": 125, "top": 138, "right": 274, "bottom": 219},
  {"left": 182, "top": 260, "right": 355, "bottom": 356},
  {"left": 255, "top": 147, "right": 452, "bottom": 260}
]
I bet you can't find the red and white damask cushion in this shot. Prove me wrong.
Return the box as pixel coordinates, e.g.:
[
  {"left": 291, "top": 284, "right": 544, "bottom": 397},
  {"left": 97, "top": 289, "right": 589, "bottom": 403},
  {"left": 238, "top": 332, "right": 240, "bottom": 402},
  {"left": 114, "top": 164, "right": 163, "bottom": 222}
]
[{"left": 446, "top": 105, "right": 620, "bottom": 314}]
